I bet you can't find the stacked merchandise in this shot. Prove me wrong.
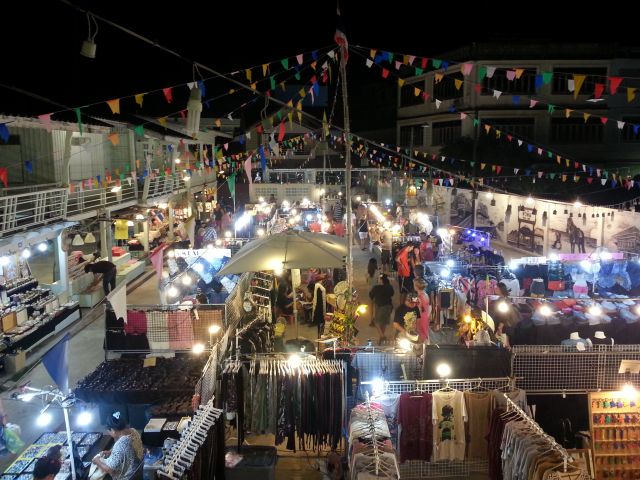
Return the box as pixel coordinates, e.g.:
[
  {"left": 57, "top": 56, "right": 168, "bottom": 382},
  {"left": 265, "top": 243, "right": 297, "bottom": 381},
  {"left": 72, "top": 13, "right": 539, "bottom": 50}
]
[
  {"left": 348, "top": 395, "right": 399, "bottom": 479},
  {"left": 2, "top": 432, "right": 105, "bottom": 480}
]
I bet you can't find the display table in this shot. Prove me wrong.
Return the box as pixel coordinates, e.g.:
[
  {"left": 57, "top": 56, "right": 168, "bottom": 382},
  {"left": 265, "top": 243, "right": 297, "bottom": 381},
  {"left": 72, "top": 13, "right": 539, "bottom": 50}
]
[{"left": 2, "top": 431, "right": 110, "bottom": 479}]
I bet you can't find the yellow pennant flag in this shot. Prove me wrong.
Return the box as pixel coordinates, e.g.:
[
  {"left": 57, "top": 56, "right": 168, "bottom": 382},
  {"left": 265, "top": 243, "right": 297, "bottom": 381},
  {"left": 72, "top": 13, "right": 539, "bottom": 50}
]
[
  {"left": 454, "top": 78, "right": 463, "bottom": 90},
  {"left": 573, "top": 74, "right": 587, "bottom": 99},
  {"left": 215, "top": 119, "right": 222, "bottom": 128},
  {"left": 288, "top": 112, "right": 293, "bottom": 129},
  {"left": 491, "top": 165, "right": 496, "bottom": 172},
  {"left": 574, "top": 176, "right": 580, "bottom": 183},
  {"left": 250, "top": 83, "right": 257, "bottom": 90},
  {"left": 562, "top": 174, "right": 568, "bottom": 182},
  {"left": 628, "top": 87, "right": 637, "bottom": 103},
  {"left": 495, "top": 130, "right": 502, "bottom": 139},
  {"left": 107, "top": 133, "right": 120, "bottom": 146},
  {"left": 414, "top": 87, "right": 421, "bottom": 97},
  {"left": 246, "top": 68, "right": 252, "bottom": 82},
  {"left": 322, "top": 110, "right": 329, "bottom": 137},
  {"left": 480, "top": 163, "right": 486, "bottom": 170},
  {"left": 566, "top": 158, "right": 570, "bottom": 167},
  {"left": 299, "top": 88, "right": 306, "bottom": 98},
  {"left": 280, "top": 82, "right": 285, "bottom": 91},
  {"left": 565, "top": 109, "right": 573, "bottom": 118},
  {"left": 484, "top": 124, "right": 491, "bottom": 134},
  {"left": 434, "top": 73, "right": 444, "bottom": 83},
  {"left": 398, "top": 78, "right": 405, "bottom": 87},
  {"left": 287, "top": 100, "right": 293, "bottom": 108},
  {"left": 158, "top": 117, "right": 168, "bottom": 128},
  {"left": 229, "top": 88, "right": 236, "bottom": 94},
  {"left": 106, "top": 99, "right": 120, "bottom": 114},
  {"left": 311, "top": 61, "right": 317, "bottom": 70},
  {"left": 262, "top": 63, "right": 269, "bottom": 77},
  {"left": 296, "top": 101, "right": 302, "bottom": 123},
  {"left": 515, "top": 68, "right": 524, "bottom": 79},
  {"left": 403, "top": 55, "right": 410, "bottom": 64},
  {"left": 370, "top": 49, "right": 376, "bottom": 59},
  {"left": 134, "top": 93, "right": 145, "bottom": 108},
  {"left": 583, "top": 112, "right": 591, "bottom": 123}
]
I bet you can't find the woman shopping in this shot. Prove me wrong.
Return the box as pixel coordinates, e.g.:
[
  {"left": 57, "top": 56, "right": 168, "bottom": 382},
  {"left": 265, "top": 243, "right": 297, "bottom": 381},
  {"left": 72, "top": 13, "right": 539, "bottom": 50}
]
[
  {"left": 369, "top": 274, "right": 395, "bottom": 344},
  {"left": 92, "top": 411, "right": 143, "bottom": 480}
]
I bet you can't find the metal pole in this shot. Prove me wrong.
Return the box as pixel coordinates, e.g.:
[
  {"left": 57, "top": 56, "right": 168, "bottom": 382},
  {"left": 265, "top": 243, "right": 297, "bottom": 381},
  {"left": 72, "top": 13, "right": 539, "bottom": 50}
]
[
  {"left": 63, "top": 405, "right": 77, "bottom": 480},
  {"left": 339, "top": 50, "right": 353, "bottom": 292}
]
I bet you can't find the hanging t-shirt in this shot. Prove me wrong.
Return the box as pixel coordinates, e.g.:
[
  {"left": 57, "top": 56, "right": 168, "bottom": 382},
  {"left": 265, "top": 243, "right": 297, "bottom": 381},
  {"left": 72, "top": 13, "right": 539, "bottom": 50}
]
[
  {"left": 463, "top": 391, "right": 491, "bottom": 459},
  {"left": 490, "top": 388, "right": 528, "bottom": 412},
  {"left": 432, "top": 389, "right": 467, "bottom": 461},
  {"left": 374, "top": 394, "right": 401, "bottom": 450},
  {"left": 398, "top": 392, "right": 432, "bottom": 462}
]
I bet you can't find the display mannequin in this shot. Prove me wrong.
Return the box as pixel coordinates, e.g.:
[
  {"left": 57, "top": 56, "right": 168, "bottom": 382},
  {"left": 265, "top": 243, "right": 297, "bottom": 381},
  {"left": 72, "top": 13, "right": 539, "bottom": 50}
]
[
  {"left": 591, "top": 330, "right": 614, "bottom": 346},
  {"left": 561, "top": 332, "right": 592, "bottom": 350}
]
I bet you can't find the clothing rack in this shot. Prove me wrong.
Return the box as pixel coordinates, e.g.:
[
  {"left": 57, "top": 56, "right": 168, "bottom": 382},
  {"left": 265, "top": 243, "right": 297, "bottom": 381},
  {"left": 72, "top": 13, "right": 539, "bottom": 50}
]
[
  {"left": 503, "top": 393, "right": 573, "bottom": 472},
  {"left": 159, "top": 398, "right": 223, "bottom": 480},
  {"left": 364, "top": 391, "right": 383, "bottom": 476}
]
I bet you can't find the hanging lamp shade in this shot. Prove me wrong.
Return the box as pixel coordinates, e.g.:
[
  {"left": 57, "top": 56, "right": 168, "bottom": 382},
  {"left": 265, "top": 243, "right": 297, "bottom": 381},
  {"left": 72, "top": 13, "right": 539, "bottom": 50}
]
[
  {"left": 72, "top": 234, "right": 85, "bottom": 246},
  {"left": 84, "top": 232, "right": 96, "bottom": 244},
  {"left": 186, "top": 86, "right": 202, "bottom": 138}
]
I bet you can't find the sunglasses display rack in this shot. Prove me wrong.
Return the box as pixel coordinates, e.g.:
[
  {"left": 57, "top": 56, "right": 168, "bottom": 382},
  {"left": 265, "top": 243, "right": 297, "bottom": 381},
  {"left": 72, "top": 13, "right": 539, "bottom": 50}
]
[{"left": 589, "top": 391, "right": 640, "bottom": 478}]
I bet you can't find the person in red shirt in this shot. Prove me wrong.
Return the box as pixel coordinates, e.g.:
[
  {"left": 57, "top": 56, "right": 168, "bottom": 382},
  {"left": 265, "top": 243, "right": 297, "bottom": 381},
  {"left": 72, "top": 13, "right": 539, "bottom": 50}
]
[
  {"left": 395, "top": 244, "right": 412, "bottom": 304},
  {"left": 419, "top": 232, "right": 434, "bottom": 262},
  {"left": 333, "top": 221, "right": 345, "bottom": 237}
]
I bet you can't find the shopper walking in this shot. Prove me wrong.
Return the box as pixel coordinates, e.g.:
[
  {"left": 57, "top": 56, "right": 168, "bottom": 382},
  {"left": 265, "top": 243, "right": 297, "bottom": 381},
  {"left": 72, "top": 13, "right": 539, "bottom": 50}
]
[
  {"left": 366, "top": 258, "right": 378, "bottom": 327},
  {"left": 369, "top": 274, "right": 394, "bottom": 344}
]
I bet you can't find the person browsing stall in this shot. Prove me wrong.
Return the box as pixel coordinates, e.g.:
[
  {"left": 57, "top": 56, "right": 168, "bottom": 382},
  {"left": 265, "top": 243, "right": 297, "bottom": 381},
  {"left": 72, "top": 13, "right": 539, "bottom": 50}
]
[
  {"left": 393, "top": 293, "right": 421, "bottom": 341},
  {"left": 85, "top": 260, "right": 118, "bottom": 295},
  {"left": 92, "top": 411, "right": 143, "bottom": 480},
  {"left": 33, "top": 450, "right": 62, "bottom": 480}
]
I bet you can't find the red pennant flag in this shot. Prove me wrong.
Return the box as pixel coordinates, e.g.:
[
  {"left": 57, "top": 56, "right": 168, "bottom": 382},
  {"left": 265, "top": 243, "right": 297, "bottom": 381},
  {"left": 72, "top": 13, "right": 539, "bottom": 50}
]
[
  {"left": 278, "top": 121, "right": 286, "bottom": 142},
  {"left": 162, "top": 87, "right": 173, "bottom": 103},
  {"left": 594, "top": 83, "right": 605, "bottom": 99},
  {"left": 474, "top": 84, "right": 482, "bottom": 94},
  {"left": 381, "top": 68, "right": 390, "bottom": 79},
  {"left": 587, "top": 177, "right": 593, "bottom": 184},
  {"left": 256, "top": 124, "right": 263, "bottom": 134},
  {"left": 601, "top": 117, "right": 608, "bottom": 124},
  {"left": 507, "top": 135, "right": 513, "bottom": 142},
  {"left": 609, "top": 77, "right": 623, "bottom": 95},
  {"left": 421, "top": 58, "right": 428, "bottom": 69},
  {"left": 0, "top": 168, "right": 8, "bottom": 188},
  {"left": 575, "top": 162, "right": 580, "bottom": 169},
  {"left": 496, "top": 166, "right": 502, "bottom": 174}
]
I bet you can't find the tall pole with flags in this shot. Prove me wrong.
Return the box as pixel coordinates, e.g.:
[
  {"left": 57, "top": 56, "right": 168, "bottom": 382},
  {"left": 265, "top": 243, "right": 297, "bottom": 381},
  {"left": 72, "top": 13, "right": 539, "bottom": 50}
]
[{"left": 335, "top": 2, "right": 353, "bottom": 292}]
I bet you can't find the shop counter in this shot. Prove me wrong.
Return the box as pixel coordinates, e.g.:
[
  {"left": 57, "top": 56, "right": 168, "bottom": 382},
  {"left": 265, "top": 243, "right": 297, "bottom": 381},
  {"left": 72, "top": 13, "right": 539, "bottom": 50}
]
[{"left": 2, "top": 431, "right": 110, "bottom": 479}]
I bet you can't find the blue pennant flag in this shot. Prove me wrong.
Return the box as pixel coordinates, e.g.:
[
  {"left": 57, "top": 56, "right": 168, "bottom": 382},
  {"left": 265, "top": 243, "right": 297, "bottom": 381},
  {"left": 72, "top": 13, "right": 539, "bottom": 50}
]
[
  {"left": 0, "top": 123, "right": 9, "bottom": 143},
  {"left": 239, "top": 134, "right": 245, "bottom": 145},
  {"left": 25, "top": 160, "right": 33, "bottom": 174},
  {"left": 512, "top": 95, "right": 521, "bottom": 105},
  {"left": 312, "top": 50, "right": 318, "bottom": 60},
  {"left": 441, "top": 61, "right": 449, "bottom": 71},
  {"left": 535, "top": 75, "right": 544, "bottom": 90},
  {"left": 258, "top": 145, "right": 267, "bottom": 174},
  {"left": 197, "top": 81, "right": 206, "bottom": 97},
  {"left": 43, "top": 333, "right": 70, "bottom": 393},
  {"left": 527, "top": 144, "right": 534, "bottom": 153}
]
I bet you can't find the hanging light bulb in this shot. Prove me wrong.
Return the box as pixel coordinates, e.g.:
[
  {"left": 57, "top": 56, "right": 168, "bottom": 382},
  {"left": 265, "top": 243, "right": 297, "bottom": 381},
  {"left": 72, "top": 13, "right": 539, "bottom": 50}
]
[
  {"left": 21, "top": 248, "right": 31, "bottom": 259},
  {"left": 497, "top": 301, "right": 510, "bottom": 313},
  {"left": 181, "top": 275, "right": 192, "bottom": 286},
  {"left": 37, "top": 242, "right": 48, "bottom": 252},
  {"left": 186, "top": 86, "right": 203, "bottom": 138},
  {"left": 167, "top": 285, "right": 179, "bottom": 297}
]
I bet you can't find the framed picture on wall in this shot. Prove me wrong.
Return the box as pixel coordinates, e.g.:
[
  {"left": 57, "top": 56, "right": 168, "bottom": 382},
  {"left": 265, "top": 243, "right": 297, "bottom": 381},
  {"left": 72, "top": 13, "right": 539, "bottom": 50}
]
[{"left": 566, "top": 448, "right": 594, "bottom": 479}]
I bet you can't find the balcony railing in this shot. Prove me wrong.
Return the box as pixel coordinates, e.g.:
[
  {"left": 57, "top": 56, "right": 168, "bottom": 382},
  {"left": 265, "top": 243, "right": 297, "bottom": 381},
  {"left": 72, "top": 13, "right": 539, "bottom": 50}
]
[
  {"left": 0, "top": 188, "right": 67, "bottom": 236},
  {"left": 66, "top": 178, "right": 138, "bottom": 218}
]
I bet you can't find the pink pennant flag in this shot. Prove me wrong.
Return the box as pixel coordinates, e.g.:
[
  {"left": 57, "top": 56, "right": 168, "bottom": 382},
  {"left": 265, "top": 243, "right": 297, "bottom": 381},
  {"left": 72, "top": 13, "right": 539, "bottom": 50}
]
[
  {"left": 529, "top": 99, "right": 538, "bottom": 108},
  {"left": 394, "top": 61, "right": 402, "bottom": 70},
  {"left": 506, "top": 70, "right": 516, "bottom": 81},
  {"left": 597, "top": 169, "right": 601, "bottom": 177},
  {"left": 461, "top": 63, "right": 473, "bottom": 76},
  {"left": 507, "top": 135, "right": 513, "bottom": 142},
  {"left": 460, "top": 112, "right": 467, "bottom": 120},
  {"left": 538, "top": 171, "right": 544, "bottom": 178},
  {"left": 224, "top": 143, "right": 229, "bottom": 151},
  {"left": 244, "top": 155, "right": 253, "bottom": 184},
  {"left": 408, "top": 55, "right": 415, "bottom": 65},
  {"left": 574, "top": 162, "right": 580, "bottom": 169},
  {"left": 496, "top": 166, "right": 502, "bottom": 174},
  {"left": 537, "top": 148, "right": 543, "bottom": 155},
  {"left": 609, "top": 77, "right": 623, "bottom": 94},
  {"left": 587, "top": 177, "right": 593, "bottom": 184},
  {"left": 69, "top": 183, "right": 75, "bottom": 193},
  {"left": 296, "top": 54, "right": 303, "bottom": 65},
  {"left": 38, "top": 113, "right": 53, "bottom": 132},
  {"left": 162, "top": 87, "right": 173, "bottom": 103}
]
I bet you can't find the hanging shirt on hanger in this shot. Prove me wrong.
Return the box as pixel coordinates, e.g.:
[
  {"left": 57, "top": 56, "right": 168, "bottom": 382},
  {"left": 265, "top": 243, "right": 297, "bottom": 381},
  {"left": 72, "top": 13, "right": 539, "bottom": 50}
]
[{"left": 432, "top": 389, "right": 467, "bottom": 461}]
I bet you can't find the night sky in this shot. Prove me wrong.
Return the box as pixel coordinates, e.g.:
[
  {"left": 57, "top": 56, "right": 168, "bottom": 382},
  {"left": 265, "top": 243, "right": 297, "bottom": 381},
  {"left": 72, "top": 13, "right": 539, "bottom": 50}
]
[{"left": 2, "top": 1, "right": 637, "bottom": 117}]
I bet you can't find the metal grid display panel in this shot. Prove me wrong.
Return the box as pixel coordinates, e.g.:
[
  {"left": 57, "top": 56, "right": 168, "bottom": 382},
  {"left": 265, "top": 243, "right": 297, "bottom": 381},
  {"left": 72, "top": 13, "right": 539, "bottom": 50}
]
[
  {"left": 399, "top": 459, "right": 488, "bottom": 478},
  {"left": 224, "top": 272, "right": 251, "bottom": 332},
  {"left": 511, "top": 345, "right": 640, "bottom": 393},
  {"left": 353, "top": 350, "right": 421, "bottom": 385},
  {"left": 384, "top": 377, "right": 513, "bottom": 394}
]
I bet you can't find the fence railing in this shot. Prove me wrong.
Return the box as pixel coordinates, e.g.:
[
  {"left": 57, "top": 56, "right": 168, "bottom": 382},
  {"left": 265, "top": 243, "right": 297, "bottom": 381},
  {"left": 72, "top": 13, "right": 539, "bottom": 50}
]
[
  {"left": 0, "top": 188, "right": 67, "bottom": 236},
  {"left": 0, "top": 183, "right": 62, "bottom": 196},
  {"left": 66, "top": 178, "right": 137, "bottom": 218}
]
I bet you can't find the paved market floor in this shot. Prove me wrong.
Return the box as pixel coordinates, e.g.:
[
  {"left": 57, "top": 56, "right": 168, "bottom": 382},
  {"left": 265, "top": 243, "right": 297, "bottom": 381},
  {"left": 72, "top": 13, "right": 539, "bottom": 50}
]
[{"left": 0, "top": 239, "right": 522, "bottom": 477}]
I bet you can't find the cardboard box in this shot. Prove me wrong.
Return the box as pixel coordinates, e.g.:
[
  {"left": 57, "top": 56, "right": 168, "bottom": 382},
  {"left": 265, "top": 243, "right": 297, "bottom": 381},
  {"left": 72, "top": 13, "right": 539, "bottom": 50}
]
[
  {"left": 2, "top": 312, "right": 17, "bottom": 332},
  {"left": 5, "top": 350, "right": 26, "bottom": 374}
]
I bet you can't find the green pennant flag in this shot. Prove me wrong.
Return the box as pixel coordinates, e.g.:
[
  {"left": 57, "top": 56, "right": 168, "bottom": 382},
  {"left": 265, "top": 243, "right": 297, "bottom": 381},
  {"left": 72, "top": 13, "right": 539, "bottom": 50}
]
[
  {"left": 549, "top": 173, "right": 556, "bottom": 180},
  {"left": 276, "top": 111, "right": 282, "bottom": 121},
  {"left": 134, "top": 124, "right": 144, "bottom": 136},
  {"left": 294, "top": 71, "right": 301, "bottom": 81},
  {"left": 547, "top": 151, "right": 553, "bottom": 159},
  {"left": 270, "top": 76, "right": 276, "bottom": 90},
  {"left": 120, "top": 173, "right": 125, "bottom": 180},
  {"left": 414, "top": 67, "right": 423, "bottom": 76},
  {"left": 431, "top": 59, "right": 442, "bottom": 69},
  {"left": 542, "top": 72, "right": 553, "bottom": 85},
  {"left": 479, "top": 66, "right": 487, "bottom": 81},
  {"left": 227, "top": 173, "right": 236, "bottom": 203},
  {"left": 470, "top": 161, "right": 476, "bottom": 167},
  {"left": 160, "top": 169, "right": 165, "bottom": 177},
  {"left": 75, "top": 108, "right": 83, "bottom": 135},
  {"left": 281, "top": 58, "right": 289, "bottom": 70},
  {"left": 125, "top": 163, "right": 130, "bottom": 173},
  {"left": 547, "top": 104, "right": 555, "bottom": 114},
  {"left": 473, "top": 119, "right": 480, "bottom": 127}
]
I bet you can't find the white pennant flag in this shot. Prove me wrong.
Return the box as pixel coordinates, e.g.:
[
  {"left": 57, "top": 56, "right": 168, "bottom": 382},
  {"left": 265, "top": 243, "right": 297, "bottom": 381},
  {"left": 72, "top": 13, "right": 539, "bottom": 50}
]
[
  {"left": 127, "top": 177, "right": 132, "bottom": 186},
  {"left": 460, "top": 112, "right": 467, "bottom": 120},
  {"left": 107, "top": 282, "right": 128, "bottom": 324},
  {"left": 322, "top": 61, "right": 328, "bottom": 69},
  {"left": 529, "top": 99, "right": 538, "bottom": 108},
  {"left": 567, "top": 79, "right": 575, "bottom": 92},
  {"left": 246, "top": 131, "right": 251, "bottom": 140},
  {"left": 601, "top": 179, "right": 607, "bottom": 186},
  {"left": 630, "top": 180, "right": 635, "bottom": 189},
  {"left": 438, "top": 178, "right": 443, "bottom": 186},
  {"left": 365, "top": 59, "right": 373, "bottom": 68},
  {"left": 441, "top": 156, "right": 446, "bottom": 162},
  {"left": 517, "top": 140, "right": 523, "bottom": 147},
  {"left": 617, "top": 121, "right": 625, "bottom": 130},
  {"left": 514, "top": 168, "right": 519, "bottom": 174},
  {"left": 187, "top": 82, "right": 196, "bottom": 90},
  {"left": 435, "top": 99, "right": 442, "bottom": 109},
  {"left": 582, "top": 164, "right": 586, "bottom": 172},
  {"left": 493, "top": 90, "right": 502, "bottom": 99},
  {"left": 537, "top": 148, "right": 543, "bottom": 155},
  {"left": 538, "top": 171, "right": 544, "bottom": 178},
  {"left": 486, "top": 66, "right": 497, "bottom": 78}
]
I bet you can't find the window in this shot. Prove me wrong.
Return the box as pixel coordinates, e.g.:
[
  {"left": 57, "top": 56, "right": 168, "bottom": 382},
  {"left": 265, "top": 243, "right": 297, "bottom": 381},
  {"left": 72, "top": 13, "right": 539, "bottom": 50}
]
[
  {"left": 550, "top": 117, "right": 603, "bottom": 143},
  {"left": 483, "top": 118, "right": 535, "bottom": 139},
  {"left": 432, "top": 72, "right": 464, "bottom": 100},
  {"left": 621, "top": 117, "right": 640, "bottom": 143},
  {"left": 399, "top": 125, "right": 425, "bottom": 148},
  {"left": 431, "top": 120, "right": 461, "bottom": 146},
  {"left": 400, "top": 82, "right": 424, "bottom": 107},
  {"left": 482, "top": 68, "right": 537, "bottom": 95},
  {"left": 551, "top": 67, "right": 607, "bottom": 95}
]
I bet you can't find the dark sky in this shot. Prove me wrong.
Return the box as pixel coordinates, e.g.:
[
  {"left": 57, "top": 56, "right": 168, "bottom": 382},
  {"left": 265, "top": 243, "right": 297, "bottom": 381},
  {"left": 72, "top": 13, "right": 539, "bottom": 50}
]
[{"left": 1, "top": 1, "right": 638, "bottom": 118}]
